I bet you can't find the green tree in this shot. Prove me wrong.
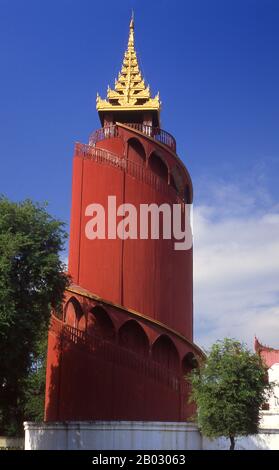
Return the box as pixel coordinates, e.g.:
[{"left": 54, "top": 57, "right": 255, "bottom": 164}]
[
  {"left": 188, "top": 338, "right": 271, "bottom": 450},
  {"left": 0, "top": 197, "right": 69, "bottom": 435},
  {"left": 23, "top": 330, "right": 48, "bottom": 423}
]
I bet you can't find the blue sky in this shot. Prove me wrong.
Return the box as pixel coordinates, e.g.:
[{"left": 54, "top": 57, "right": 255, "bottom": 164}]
[{"left": 0, "top": 0, "right": 278, "bottom": 349}]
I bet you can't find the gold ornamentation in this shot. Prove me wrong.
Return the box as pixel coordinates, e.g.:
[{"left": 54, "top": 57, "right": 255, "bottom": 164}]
[{"left": 96, "top": 13, "right": 161, "bottom": 112}]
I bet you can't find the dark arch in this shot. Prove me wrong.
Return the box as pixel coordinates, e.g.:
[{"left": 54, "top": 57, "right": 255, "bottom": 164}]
[
  {"left": 184, "top": 185, "right": 191, "bottom": 204},
  {"left": 78, "top": 314, "right": 86, "bottom": 332},
  {"left": 118, "top": 320, "right": 149, "bottom": 356},
  {"left": 170, "top": 175, "right": 178, "bottom": 191},
  {"left": 148, "top": 152, "right": 168, "bottom": 182},
  {"left": 170, "top": 165, "right": 183, "bottom": 192},
  {"left": 87, "top": 306, "right": 115, "bottom": 340},
  {"left": 182, "top": 352, "right": 198, "bottom": 375},
  {"left": 152, "top": 335, "right": 179, "bottom": 372},
  {"left": 64, "top": 297, "right": 84, "bottom": 329},
  {"left": 127, "top": 138, "right": 146, "bottom": 166}
]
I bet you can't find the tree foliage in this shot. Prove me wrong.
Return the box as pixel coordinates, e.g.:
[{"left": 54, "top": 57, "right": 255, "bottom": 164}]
[
  {"left": 188, "top": 338, "right": 271, "bottom": 450},
  {"left": 0, "top": 197, "right": 69, "bottom": 435},
  {"left": 22, "top": 330, "right": 48, "bottom": 423}
]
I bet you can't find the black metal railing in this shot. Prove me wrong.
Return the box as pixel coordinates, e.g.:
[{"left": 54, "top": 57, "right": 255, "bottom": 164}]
[
  {"left": 89, "top": 123, "right": 176, "bottom": 152},
  {"left": 75, "top": 143, "right": 183, "bottom": 202},
  {"left": 124, "top": 123, "right": 176, "bottom": 152}
]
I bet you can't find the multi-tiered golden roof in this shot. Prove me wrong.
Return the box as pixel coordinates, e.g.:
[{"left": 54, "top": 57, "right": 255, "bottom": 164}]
[{"left": 96, "top": 14, "right": 161, "bottom": 123}]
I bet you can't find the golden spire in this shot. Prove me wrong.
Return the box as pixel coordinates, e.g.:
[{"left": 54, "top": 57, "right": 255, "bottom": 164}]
[{"left": 96, "top": 14, "right": 160, "bottom": 114}]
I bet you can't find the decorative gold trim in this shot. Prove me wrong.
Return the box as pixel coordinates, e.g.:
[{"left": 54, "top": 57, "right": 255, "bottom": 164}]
[
  {"left": 96, "top": 14, "right": 161, "bottom": 114},
  {"left": 66, "top": 285, "right": 205, "bottom": 357}
]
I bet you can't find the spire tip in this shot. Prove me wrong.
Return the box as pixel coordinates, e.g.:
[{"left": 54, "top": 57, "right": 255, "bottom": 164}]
[{"left": 130, "top": 10, "right": 134, "bottom": 29}]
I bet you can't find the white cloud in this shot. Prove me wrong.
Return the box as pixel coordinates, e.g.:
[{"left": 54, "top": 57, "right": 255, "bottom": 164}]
[{"left": 193, "top": 182, "right": 279, "bottom": 352}]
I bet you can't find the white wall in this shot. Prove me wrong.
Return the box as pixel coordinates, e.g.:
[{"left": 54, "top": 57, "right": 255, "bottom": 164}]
[
  {"left": 24, "top": 415, "right": 279, "bottom": 450},
  {"left": 203, "top": 409, "right": 279, "bottom": 450},
  {"left": 268, "top": 363, "right": 279, "bottom": 410},
  {"left": 24, "top": 421, "right": 201, "bottom": 451},
  {"left": 203, "top": 431, "right": 279, "bottom": 450}
]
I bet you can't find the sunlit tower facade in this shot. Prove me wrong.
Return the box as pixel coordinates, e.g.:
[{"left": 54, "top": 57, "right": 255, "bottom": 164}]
[{"left": 45, "top": 15, "right": 203, "bottom": 422}]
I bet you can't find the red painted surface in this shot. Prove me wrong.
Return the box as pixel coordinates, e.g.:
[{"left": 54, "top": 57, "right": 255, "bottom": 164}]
[
  {"left": 45, "top": 118, "right": 202, "bottom": 422},
  {"left": 69, "top": 126, "right": 193, "bottom": 339},
  {"left": 255, "top": 337, "right": 279, "bottom": 368}
]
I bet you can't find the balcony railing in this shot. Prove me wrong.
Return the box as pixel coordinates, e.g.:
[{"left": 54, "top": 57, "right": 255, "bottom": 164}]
[
  {"left": 124, "top": 123, "right": 176, "bottom": 152},
  {"left": 50, "top": 315, "right": 194, "bottom": 417},
  {"left": 89, "top": 123, "right": 176, "bottom": 152},
  {"left": 76, "top": 143, "right": 125, "bottom": 170},
  {"left": 75, "top": 143, "right": 182, "bottom": 202},
  {"left": 89, "top": 125, "right": 119, "bottom": 146},
  {"left": 61, "top": 322, "right": 182, "bottom": 392}
]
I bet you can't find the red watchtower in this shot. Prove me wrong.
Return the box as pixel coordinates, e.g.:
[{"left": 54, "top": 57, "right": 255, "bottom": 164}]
[{"left": 45, "top": 15, "right": 203, "bottom": 422}]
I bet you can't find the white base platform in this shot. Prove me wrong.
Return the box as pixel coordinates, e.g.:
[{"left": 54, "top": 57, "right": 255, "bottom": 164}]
[
  {"left": 203, "top": 431, "right": 279, "bottom": 450},
  {"left": 24, "top": 421, "right": 201, "bottom": 450},
  {"left": 203, "top": 411, "right": 279, "bottom": 450},
  {"left": 24, "top": 412, "right": 279, "bottom": 450}
]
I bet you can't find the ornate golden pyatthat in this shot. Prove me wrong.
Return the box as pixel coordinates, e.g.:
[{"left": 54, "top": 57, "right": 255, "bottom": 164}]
[{"left": 96, "top": 14, "right": 161, "bottom": 113}]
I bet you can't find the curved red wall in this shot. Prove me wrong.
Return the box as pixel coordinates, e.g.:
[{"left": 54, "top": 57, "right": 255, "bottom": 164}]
[
  {"left": 44, "top": 292, "right": 200, "bottom": 422},
  {"left": 68, "top": 125, "right": 193, "bottom": 340},
  {"left": 45, "top": 123, "right": 201, "bottom": 423}
]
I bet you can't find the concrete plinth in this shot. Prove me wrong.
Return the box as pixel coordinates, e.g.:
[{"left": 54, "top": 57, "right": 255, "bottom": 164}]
[
  {"left": 24, "top": 421, "right": 201, "bottom": 450},
  {"left": 24, "top": 413, "right": 279, "bottom": 450}
]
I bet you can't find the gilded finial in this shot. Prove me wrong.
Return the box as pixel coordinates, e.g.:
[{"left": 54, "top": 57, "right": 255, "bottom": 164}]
[
  {"left": 130, "top": 10, "right": 134, "bottom": 29},
  {"left": 96, "top": 14, "right": 161, "bottom": 114},
  {"left": 128, "top": 11, "right": 135, "bottom": 49}
]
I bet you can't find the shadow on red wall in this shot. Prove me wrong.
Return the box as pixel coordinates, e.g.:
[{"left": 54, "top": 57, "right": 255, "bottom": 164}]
[{"left": 44, "top": 314, "right": 197, "bottom": 422}]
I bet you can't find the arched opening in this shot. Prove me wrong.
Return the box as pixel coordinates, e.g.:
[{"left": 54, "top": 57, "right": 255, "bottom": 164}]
[
  {"left": 182, "top": 352, "right": 198, "bottom": 375},
  {"left": 170, "top": 175, "right": 178, "bottom": 191},
  {"left": 64, "top": 298, "right": 83, "bottom": 329},
  {"left": 77, "top": 314, "right": 86, "bottom": 332},
  {"left": 148, "top": 152, "right": 168, "bottom": 182},
  {"left": 152, "top": 335, "right": 179, "bottom": 372},
  {"left": 87, "top": 306, "right": 115, "bottom": 340},
  {"left": 170, "top": 166, "right": 183, "bottom": 192},
  {"left": 118, "top": 320, "right": 149, "bottom": 356},
  {"left": 184, "top": 185, "right": 191, "bottom": 204},
  {"left": 127, "top": 138, "right": 146, "bottom": 166}
]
